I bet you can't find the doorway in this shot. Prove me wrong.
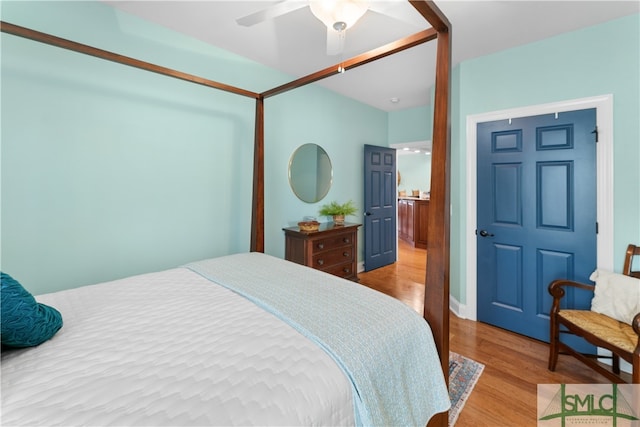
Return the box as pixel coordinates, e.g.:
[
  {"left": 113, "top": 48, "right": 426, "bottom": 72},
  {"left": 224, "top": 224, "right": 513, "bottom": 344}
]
[
  {"left": 363, "top": 144, "right": 397, "bottom": 271},
  {"left": 476, "top": 109, "right": 597, "bottom": 342},
  {"left": 463, "top": 95, "right": 614, "bottom": 321}
]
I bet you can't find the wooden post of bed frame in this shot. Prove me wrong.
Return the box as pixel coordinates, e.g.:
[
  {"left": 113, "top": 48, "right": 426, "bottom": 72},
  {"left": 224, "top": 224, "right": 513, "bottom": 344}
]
[
  {"left": 251, "top": 96, "right": 265, "bottom": 253},
  {"left": 425, "top": 30, "right": 451, "bottom": 427},
  {"left": 409, "top": 2, "right": 451, "bottom": 427}
]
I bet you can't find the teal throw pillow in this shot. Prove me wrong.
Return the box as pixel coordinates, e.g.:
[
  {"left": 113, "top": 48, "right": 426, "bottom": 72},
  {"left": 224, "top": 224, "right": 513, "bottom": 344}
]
[{"left": 1, "top": 272, "right": 63, "bottom": 348}]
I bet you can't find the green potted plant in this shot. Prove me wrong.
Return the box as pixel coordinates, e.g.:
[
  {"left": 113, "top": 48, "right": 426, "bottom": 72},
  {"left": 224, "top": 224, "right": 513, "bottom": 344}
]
[{"left": 318, "top": 200, "right": 358, "bottom": 226}]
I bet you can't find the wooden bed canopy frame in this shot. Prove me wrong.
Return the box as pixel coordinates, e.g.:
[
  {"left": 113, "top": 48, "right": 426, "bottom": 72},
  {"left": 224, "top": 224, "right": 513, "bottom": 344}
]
[{"left": 1, "top": 1, "right": 451, "bottom": 424}]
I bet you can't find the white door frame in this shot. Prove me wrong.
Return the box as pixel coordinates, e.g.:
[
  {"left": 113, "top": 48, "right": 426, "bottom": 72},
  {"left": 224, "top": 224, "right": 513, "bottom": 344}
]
[{"left": 463, "top": 95, "right": 614, "bottom": 321}]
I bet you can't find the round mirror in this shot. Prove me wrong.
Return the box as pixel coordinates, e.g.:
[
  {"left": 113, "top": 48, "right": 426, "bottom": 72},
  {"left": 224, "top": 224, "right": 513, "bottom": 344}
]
[{"left": 288, "top": 143, "right": 332, "bottom": 203}]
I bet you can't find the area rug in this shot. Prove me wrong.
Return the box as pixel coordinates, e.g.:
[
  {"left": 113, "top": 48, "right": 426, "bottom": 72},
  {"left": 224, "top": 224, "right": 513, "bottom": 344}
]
[{"left": 449, "top": 351, "right": 485, "bottom": 426}]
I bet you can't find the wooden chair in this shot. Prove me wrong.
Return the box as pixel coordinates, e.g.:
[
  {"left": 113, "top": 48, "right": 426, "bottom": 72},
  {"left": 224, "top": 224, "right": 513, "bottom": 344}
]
[{"left": 548, "top": 244, "right": 640, "bottom": 383}]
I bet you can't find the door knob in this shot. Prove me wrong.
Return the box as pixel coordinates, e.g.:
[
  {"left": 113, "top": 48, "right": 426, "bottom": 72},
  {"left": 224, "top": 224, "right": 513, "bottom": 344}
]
[
  {"left": 364, "top": 212, "right": 372, "bottom": 216},
  {"left": 478, "top": 229, "right": 494, "bottom": 237}
]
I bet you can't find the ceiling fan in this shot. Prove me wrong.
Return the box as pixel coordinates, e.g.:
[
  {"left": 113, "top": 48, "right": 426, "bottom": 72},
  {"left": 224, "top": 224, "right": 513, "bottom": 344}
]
[{"left": 236, "top": 0, "right": 424, "bottom": 56}]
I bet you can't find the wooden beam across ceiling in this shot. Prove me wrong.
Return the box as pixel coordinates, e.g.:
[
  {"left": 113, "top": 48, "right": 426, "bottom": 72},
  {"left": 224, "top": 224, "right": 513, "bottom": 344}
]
[
  {"left": 0, "top": 21, "right": 260, "bottom": 100},
  {"left": 262, "top": 28, "right": 438, "bottom": 99}
]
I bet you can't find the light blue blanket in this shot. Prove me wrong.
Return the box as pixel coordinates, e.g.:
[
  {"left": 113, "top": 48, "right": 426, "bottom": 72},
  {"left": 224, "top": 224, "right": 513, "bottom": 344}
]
[{"left": 186, "top": 253, "right": 450, "bottom": 426}]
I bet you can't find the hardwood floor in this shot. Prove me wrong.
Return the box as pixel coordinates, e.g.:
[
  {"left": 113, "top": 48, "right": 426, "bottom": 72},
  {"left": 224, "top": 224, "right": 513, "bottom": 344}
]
[{"left": 357, "top": 239, "right": 620, "bottom": 427}]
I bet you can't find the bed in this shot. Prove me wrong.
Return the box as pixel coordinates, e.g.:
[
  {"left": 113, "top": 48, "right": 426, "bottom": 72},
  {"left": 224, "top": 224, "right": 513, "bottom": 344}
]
[
  {"left": 2, "top": 253, "right": 449, "bottom": 426},
  {"left": 1, "top": 1, "right": 452, "bottom": 425}
]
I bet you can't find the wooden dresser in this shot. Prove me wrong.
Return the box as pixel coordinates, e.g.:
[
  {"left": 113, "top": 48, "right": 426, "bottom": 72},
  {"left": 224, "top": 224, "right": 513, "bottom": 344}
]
[{"left": 283, "top": 222, "right": 360, "bottom": 281}]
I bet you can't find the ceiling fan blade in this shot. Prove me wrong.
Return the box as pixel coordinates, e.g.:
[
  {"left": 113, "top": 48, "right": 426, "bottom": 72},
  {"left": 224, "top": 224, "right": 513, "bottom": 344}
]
[
  {"left": 326, "top": 29, "right": 345, "bottom": 56},
  {"left": 236, "top": 1, "right": 308, "bottom": 27}
]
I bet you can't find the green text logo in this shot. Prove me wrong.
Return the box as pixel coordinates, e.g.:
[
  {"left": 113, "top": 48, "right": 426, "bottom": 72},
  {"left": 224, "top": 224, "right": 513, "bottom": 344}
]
[{"left": 538, "top": 384, "right": 639, "bottom": 426}]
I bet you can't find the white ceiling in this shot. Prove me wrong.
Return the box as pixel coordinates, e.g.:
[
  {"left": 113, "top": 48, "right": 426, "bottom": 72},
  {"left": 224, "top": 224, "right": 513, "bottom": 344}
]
[{"left": 105, "top": 1, "right": 639, "bottom": 112}]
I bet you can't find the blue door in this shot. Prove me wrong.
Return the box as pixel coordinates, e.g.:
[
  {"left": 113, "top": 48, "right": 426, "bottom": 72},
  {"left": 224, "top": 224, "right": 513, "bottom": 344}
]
[
  {"left": 363, "top": 144, "right": 396, "bottom": 271},
  {"left": 477, "top": 109, "right": 597, "bottom": 343}
]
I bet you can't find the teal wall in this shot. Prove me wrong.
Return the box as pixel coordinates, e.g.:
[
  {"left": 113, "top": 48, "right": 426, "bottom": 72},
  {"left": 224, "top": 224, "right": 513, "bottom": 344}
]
[
  {"left": 389, "top": 103, "right": 433, "bottom": 195},
  {"left": 450, "top": 13, "right": 640, "bottom": 303},
  {"left": 388, "top": 104, "right": 432, "bottom": 144},
  {"left": 2, "top": 2, "right": 637, "bottom": 303},
  {"left": 388, "top": 14, "right": 639, "bottom": 305},
  {"left": 0, "top": 1, "right": 386, "bottom": 294},
  {"left": 397, "top": 153, "right": 431, "bottom": 195},
  {"left": 264, "top": 85, "right": 387, "bottom": 256}
]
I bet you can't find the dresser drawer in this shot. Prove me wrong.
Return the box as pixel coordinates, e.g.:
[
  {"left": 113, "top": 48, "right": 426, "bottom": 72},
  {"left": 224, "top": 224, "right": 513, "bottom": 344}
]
[
  {"left": 312, "top": 246, "right": 354, "bottom": 269},
  {"left": 313, "top": 234, "right": 355, "bottom": 252},
  {"left": 321, "top": 261, "right": 356, "bottom": 279}
]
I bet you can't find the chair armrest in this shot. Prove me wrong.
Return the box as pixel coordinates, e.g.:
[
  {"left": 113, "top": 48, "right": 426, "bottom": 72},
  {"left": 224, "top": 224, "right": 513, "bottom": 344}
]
[
  {"left": 548, "top": 279, "right": 595, "bottom": 298},
  {"left": 548, "top": 279, "right": 595, "bottom": 316}
]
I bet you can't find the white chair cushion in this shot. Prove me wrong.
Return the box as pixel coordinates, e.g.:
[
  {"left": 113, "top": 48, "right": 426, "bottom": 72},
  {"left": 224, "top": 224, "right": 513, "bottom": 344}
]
[{"left": 590, "top": 269, "right": 640, "bottom": 325}]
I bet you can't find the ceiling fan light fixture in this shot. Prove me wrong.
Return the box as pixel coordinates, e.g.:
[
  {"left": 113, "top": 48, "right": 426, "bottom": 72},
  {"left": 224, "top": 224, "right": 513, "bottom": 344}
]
[
  {"left": 333, "top": 22, "right": 347, "bottom": 32},
  {"left": 309, "top": 0, "right": 369, "bottom": 31}
]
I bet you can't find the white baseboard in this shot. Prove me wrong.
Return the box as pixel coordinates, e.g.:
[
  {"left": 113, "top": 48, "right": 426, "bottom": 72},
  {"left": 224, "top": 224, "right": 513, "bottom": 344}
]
[{"left": 449, "top": 295, "right": 469, "bottom": 319}]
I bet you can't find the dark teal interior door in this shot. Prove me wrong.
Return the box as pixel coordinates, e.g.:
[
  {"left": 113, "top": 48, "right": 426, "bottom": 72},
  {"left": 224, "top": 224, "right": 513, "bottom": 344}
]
[
  {"left": 477, "top": 109, "right": 597, "bottom": 344},
  {"left": 363, "top": 144, "right": 396, "bottom": 271}
]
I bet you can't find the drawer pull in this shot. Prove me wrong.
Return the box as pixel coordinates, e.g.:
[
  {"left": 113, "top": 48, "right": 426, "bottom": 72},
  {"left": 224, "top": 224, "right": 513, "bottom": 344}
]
[
  {"left": 317, "top": 243, "right": 324, "bottom": 249},
  {"left": 317, "top": 259, "right": 324, "bottom": 265},
  {"left": 343, "top": 252, "right": 349, "bottom": 257},
  {"left": 343, "top": 238, "right": 350, "bottom": 243},
  {"left": 343, "top": 267, "right": 351, "bottom": 273}
]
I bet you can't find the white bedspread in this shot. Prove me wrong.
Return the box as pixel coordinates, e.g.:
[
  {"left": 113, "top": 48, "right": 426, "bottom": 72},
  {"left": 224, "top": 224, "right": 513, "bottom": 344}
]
[
  {"left": 1, "top": 266, "right": 354, "bottom": 426},
  {"left": 187, "top": 253, "right": 450, "bottom": 427}
]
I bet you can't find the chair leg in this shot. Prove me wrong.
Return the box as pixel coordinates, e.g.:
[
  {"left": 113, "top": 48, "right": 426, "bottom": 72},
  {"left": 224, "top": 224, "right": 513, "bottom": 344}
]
[
  {"left": 613, "top": 354, "right": 620, "bottom": 374},
  {"left": 549, "top": 314, "right": 560, "bottom": 371}
]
